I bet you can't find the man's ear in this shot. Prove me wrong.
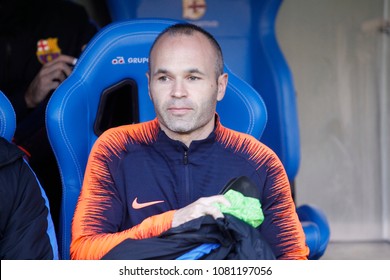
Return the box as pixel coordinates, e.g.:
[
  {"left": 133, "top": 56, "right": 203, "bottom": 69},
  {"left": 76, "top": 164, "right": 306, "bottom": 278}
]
[
  {"left": 146, "top": 72, "right": 152, "bottom": 100},
  {"left": 217, "top": 73, "right": 228, "bottom": 101}
]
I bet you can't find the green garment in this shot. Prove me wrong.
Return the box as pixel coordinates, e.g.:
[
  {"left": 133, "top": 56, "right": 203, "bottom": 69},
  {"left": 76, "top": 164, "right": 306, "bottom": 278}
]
[{"left": 216, "top": 189, "right": 264, "bottom": 228}]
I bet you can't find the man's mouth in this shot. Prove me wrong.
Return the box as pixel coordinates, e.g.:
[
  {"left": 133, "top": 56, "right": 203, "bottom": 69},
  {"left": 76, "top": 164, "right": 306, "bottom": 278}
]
[{"left": 168, "top": 107, "right": 192, "bottom": 115}]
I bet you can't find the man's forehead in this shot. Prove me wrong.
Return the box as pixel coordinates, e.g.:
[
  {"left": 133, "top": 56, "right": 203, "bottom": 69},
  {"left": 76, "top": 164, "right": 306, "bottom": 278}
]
[
  {"left": 152, "top": 31, "right": 209, "bottom": 51},
  {"left": 149, "top": 31, "right": 217, "bottom": 77}
]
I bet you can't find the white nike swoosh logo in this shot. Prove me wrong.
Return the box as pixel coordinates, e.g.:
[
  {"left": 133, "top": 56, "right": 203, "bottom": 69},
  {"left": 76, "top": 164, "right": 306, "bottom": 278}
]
[{"left": 132, "top": 197, "right": 164, "bottom": 210}]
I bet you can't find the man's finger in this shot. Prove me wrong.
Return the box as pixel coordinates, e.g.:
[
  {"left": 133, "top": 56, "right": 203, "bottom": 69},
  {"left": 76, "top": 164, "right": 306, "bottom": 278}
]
[
  {"left": 46, "top": 54, "right": 77, "bottom": 66},
  {"left": 201, "top": 195, "right": 231, "bottom": 208}
]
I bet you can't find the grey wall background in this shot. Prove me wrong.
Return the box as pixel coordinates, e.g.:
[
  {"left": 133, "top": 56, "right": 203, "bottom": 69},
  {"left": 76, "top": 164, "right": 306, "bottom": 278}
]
[{"left": 276, "top": 0, "right": 390, "bottom": 241}]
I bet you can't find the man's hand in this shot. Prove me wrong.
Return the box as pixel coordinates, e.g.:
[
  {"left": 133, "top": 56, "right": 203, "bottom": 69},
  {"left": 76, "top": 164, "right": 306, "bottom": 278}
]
[
  {"left": 25, "top": 54, "right": 77, "bottom": 108},
  {"left": 172, "top": 195, "right": 231, "bottom": 228}
]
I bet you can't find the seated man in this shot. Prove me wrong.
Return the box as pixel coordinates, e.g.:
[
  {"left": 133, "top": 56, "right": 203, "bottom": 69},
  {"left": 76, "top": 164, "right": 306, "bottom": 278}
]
[
  {"left": 0, "top": 137, "right": 58, "bottom": 259},
  {"left": 70, "top": 23, "right": 309, "bottom": 260}
]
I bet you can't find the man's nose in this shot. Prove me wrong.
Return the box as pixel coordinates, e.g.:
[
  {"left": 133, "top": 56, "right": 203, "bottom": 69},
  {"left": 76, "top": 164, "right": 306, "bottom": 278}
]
[{"left": 171, "top": 80, "right": 188, "bottom": 98}]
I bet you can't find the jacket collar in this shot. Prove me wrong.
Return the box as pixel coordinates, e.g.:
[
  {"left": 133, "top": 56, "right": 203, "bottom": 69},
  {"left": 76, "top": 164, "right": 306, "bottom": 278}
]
[
  {"left": 0, "top": 137, "right": 24, "bottom": 167},
  {"left": 153, "top": 114, "right": 222, "bottom": 161}
]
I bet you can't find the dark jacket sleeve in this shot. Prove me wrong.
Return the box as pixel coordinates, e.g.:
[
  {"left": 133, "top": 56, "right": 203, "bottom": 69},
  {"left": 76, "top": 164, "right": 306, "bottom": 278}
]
[{"left": 0, "top": 156, "right": 55, "bottom": 259}]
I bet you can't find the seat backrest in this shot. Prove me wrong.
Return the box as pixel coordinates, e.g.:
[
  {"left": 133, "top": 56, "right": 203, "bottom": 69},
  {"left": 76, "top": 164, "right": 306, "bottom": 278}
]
[
  {"left": 46, "top": 18, "right": 267, "bottom": 260},
  {"left": 0, "top": 90, "right": 16, "bottom": 141}
]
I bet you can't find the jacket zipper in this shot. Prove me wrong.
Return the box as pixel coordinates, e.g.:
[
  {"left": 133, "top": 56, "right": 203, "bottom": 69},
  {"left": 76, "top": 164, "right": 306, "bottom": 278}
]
[{"left": 183, "top": 150, "right": 190, "bottom": 205}]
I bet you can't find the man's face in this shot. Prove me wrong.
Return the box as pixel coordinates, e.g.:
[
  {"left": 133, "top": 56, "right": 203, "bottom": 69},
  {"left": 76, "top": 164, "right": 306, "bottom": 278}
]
[{"left": 147, "top": 32, "right": 227, "bottom": 142}]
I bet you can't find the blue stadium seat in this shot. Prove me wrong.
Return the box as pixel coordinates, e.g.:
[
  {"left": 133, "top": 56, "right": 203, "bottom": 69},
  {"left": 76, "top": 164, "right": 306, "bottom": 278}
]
[
  {"left": 297, "top": 204, "right": 330, "bottom": 259},
  {"left": 0, "top": 90, "right": 16, "bottom": 142},
  {"left": 46, "top": 18, "right": 267, "bottom": 260}
]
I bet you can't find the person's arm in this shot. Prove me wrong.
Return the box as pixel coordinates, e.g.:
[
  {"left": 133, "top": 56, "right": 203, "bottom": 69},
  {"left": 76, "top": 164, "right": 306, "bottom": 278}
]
[
  {"left": 71, "top": 208, "right": 175, "bottom": 260},
  {"left": 258, "top": 146, "right": 309, "bottom": 260}
]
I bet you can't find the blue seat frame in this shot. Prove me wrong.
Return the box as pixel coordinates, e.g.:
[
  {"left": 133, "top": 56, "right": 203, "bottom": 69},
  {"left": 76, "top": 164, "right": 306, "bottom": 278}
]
[{"left": 0, "top": 90, "right": 16, "bottom": 142}]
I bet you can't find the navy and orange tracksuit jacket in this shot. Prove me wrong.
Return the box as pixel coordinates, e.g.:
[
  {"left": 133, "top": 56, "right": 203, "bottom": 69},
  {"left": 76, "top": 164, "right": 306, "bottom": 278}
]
[{"left": 71, "top": 117, "right": 309, "bottom": 260}]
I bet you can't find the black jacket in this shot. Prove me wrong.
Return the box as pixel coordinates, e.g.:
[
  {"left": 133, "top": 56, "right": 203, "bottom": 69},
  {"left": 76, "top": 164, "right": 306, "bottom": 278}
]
[
  {"left": 0, "top": 137, "right": 56, "bottom": 259},
  {"left": 102, "top": 214, "right": 276, "bottom": 260}
]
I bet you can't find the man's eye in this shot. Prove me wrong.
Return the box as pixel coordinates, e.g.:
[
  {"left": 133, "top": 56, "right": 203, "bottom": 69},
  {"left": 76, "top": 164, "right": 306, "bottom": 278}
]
[
  {"left": 188, "top": 76, "right": 200, "bottom": 81},
  {"left": 158, "top": 76, "right": 169, "bottom": 82}
]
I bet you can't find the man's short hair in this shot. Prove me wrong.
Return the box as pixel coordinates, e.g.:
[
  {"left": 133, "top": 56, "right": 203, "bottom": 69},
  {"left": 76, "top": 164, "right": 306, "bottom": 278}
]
[{"left": 148, "top": 23, "right": 224, "bottom": 78}]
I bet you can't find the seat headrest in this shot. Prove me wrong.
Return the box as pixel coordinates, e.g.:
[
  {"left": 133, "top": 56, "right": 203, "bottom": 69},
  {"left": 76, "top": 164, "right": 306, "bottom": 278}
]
[{"left": 0, "top": 90, "right": 16, "bottom": 141}]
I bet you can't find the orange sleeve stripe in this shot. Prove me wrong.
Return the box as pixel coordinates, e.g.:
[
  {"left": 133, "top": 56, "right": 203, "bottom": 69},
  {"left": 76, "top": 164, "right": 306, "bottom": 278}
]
[{"left": 71, "top": 210, "right": 175, "bottom": 260}]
